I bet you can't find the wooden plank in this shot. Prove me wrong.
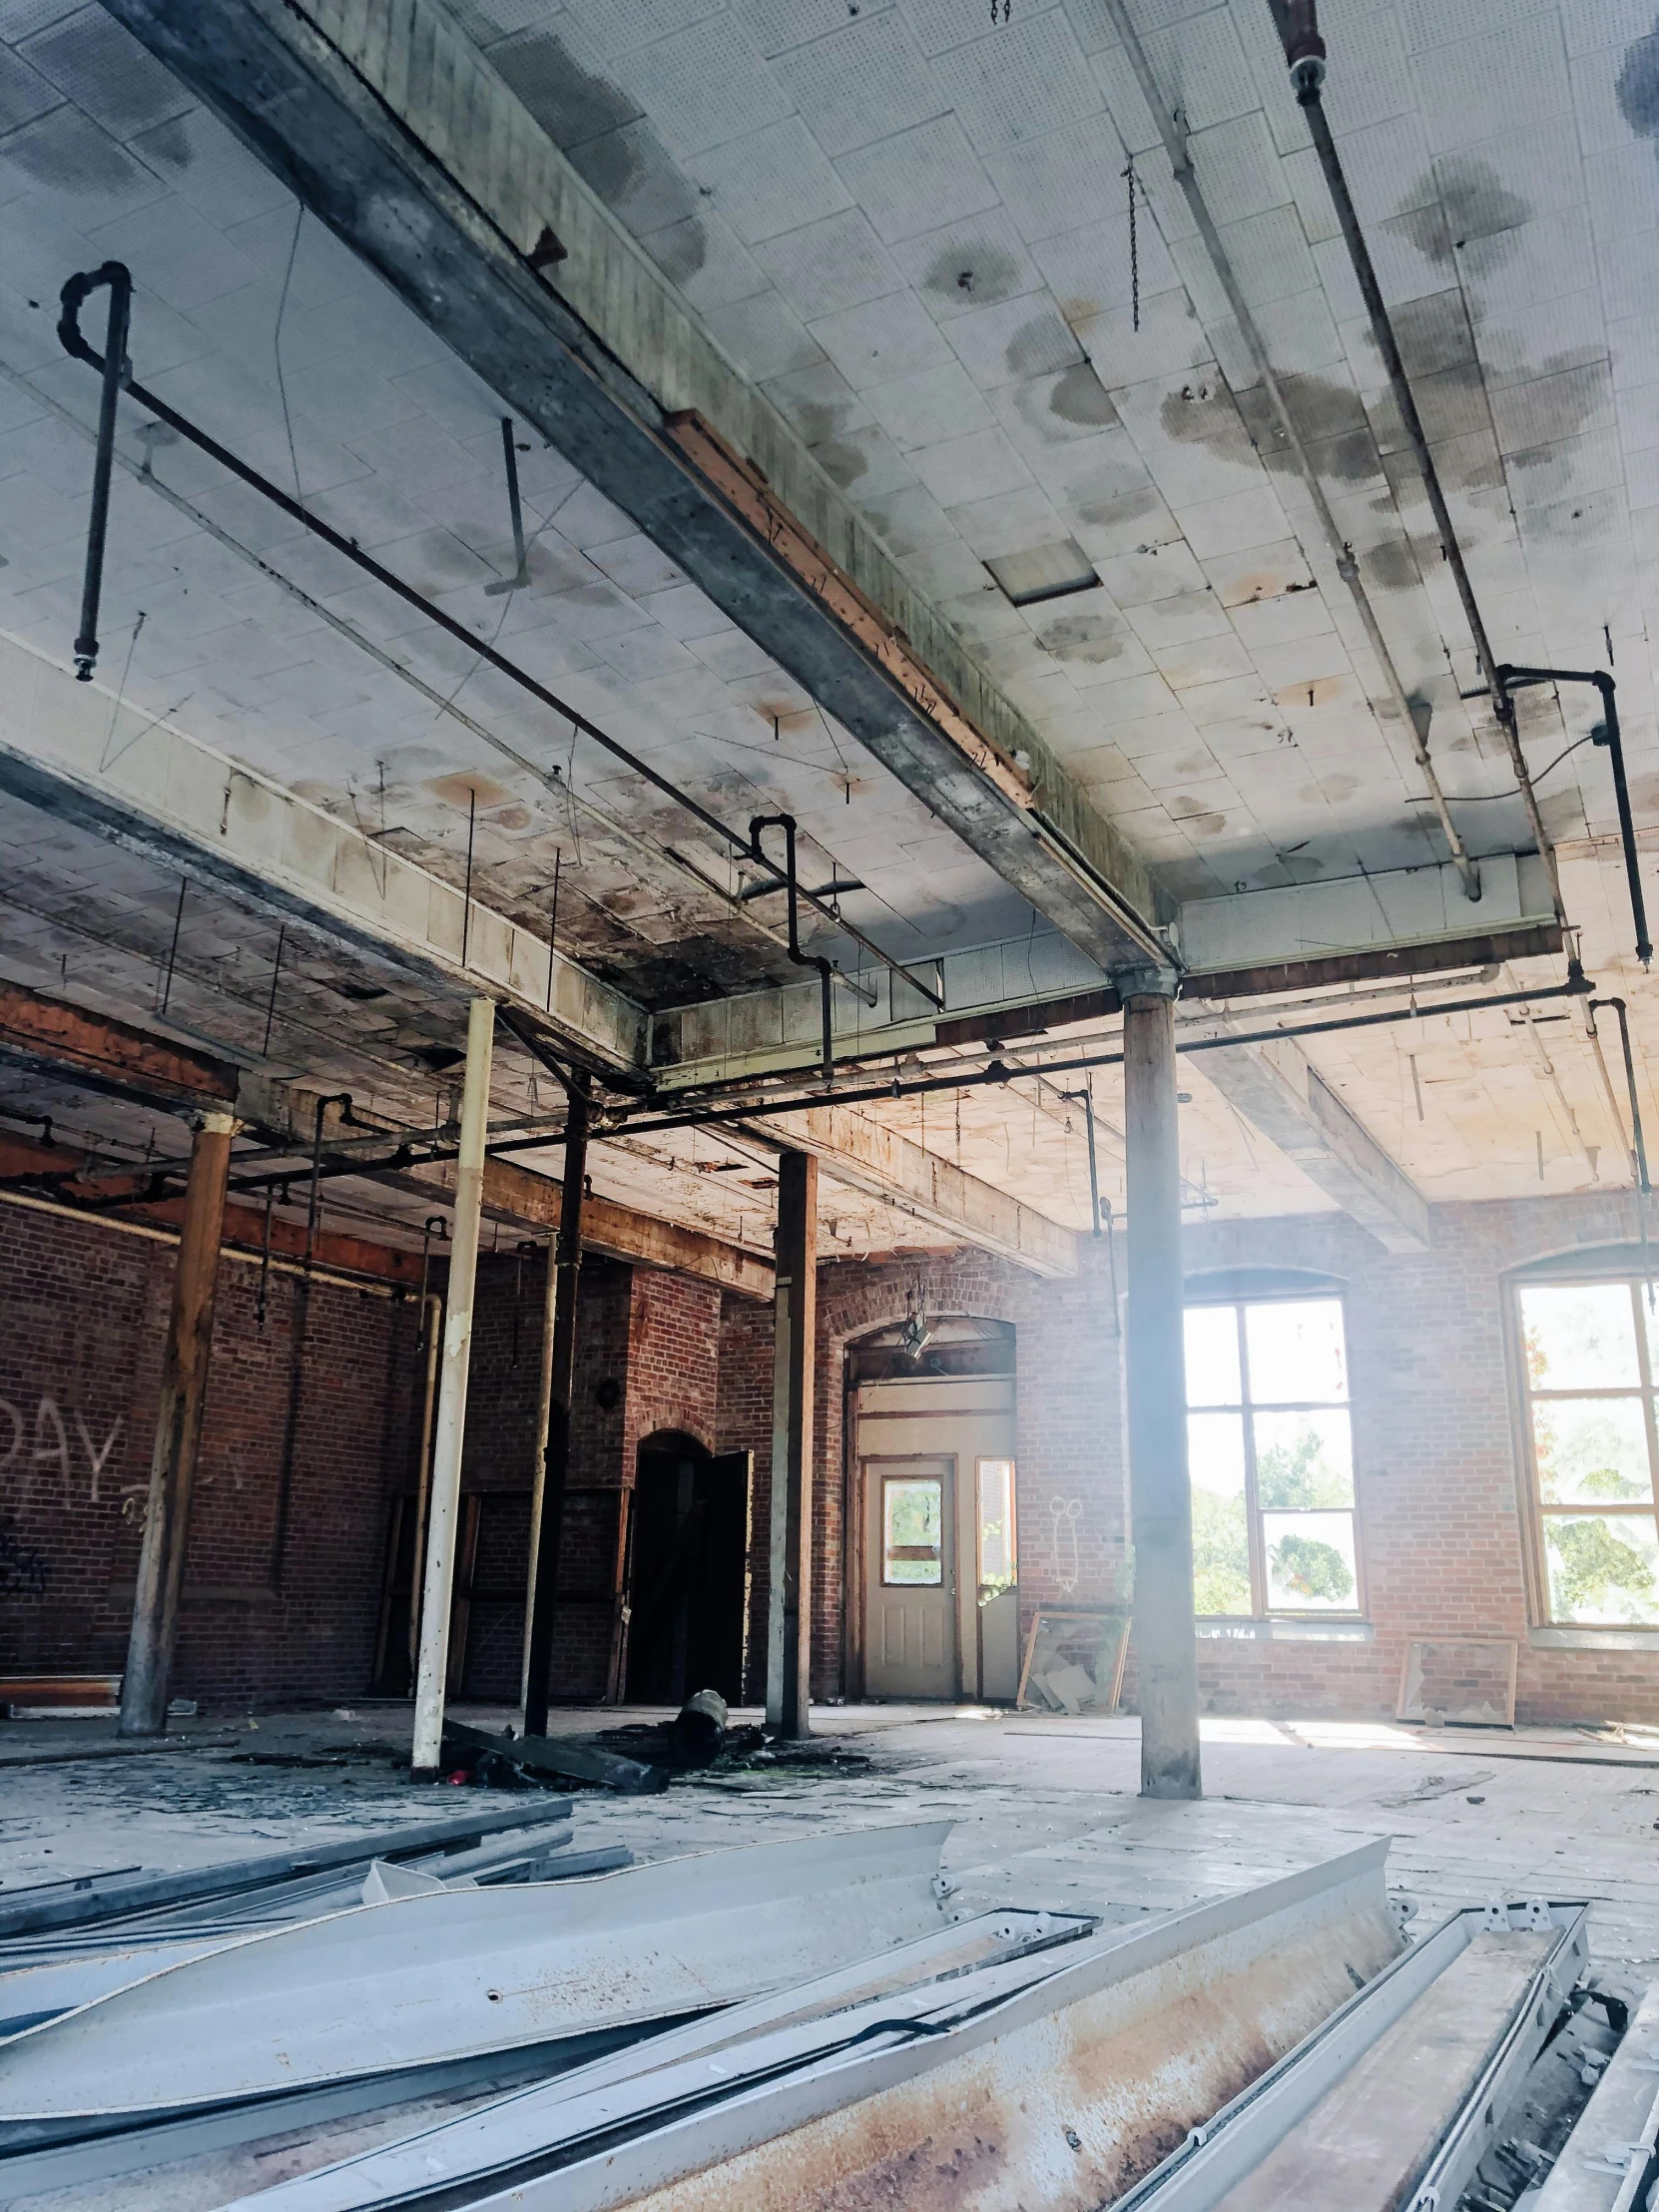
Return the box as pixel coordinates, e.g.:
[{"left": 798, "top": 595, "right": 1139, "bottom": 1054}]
[{"left": 0, "top": 981, "right": 238, "bottom": 1109}]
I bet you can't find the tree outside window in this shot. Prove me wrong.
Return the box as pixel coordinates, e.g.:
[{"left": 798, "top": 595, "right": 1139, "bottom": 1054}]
[
  {"left": 1184, "top": 1297, "right": 1362, "bottom": 1619},
  {"left": 1518, "top": 1281, "right": 1659, "bottom": 1626}
]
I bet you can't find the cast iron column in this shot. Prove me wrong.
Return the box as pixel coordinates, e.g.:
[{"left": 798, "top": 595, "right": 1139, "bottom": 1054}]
[
  {"left": 520, "top": 1071, "right": 590, "bottom": 1736},
  {"left": 120, "top": 1108, "right": 236, "bottom": 1736},
  {"left": 410, "top": 997, "right": 494, "bottom": 1775},
  {"left": 1122, "top": 970, "right": 1202, "bottom": 1800},
  {"left": 766, "top": 1149, "right": 818, "bottom": 1737}
]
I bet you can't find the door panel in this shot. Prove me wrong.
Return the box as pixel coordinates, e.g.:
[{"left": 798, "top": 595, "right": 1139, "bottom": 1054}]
[
  {"left": 863, "top": 1458, "right": 956, "bottom": 1699},
  {"left": 853, "top": 1377, "right": 1017, "bottom": 1700}
]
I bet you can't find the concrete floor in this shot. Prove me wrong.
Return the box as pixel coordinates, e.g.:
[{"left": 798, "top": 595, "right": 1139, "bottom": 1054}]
[
  {"left": 4, "top": 1703, "right": 1656, "bottom": 2208},
  {"left": 5, "top": 1702, "right": 1659, "bottom": 1969}
]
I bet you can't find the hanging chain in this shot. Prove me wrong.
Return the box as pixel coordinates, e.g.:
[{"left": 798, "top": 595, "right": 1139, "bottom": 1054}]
[{"left": 1124, "top": 155, "right": 1140, "bottom": 332}]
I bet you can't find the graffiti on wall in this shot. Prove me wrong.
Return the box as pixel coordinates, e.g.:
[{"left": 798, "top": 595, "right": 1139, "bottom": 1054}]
[
  {"left": 0, "top": 1517, "right": 49, "bottom": 1596},
  {"left": 0, "top": 1395, "right": 128, "bottom": 1507}
]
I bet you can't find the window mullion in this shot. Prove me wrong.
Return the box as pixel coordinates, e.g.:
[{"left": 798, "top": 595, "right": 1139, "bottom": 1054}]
[
  {"left": 1634, "top": 1282, "right": 1659, "bottom": 1562},
  {"left": 1238, "top": 1304, "right": 1266, "bottom": 1616}
]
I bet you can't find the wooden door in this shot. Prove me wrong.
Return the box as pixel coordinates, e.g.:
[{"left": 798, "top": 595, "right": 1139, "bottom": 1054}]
[{"left": 862, "top": 1456, "right": 956, "bottom": 1698}]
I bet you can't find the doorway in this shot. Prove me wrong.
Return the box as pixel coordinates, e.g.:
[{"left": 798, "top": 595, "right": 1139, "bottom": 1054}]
[
  {"left": 849, "top": 1319, "right": 1018, "bottom": 1702},
  {"left": 863, "top": 1457, "right": 956, "bottom": 1697},
  {"left": 624, "top": 1436, "right": 753, "bottom": 1705}
]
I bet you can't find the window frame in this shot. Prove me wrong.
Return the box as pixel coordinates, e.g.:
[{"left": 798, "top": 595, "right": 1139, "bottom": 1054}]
[
  {"left": 1510, "top": 1273, "right": 1659, "bottom": 1630},
  {"left": 1184, "top": 1287, "right": 1368, "bottom": 1623}
]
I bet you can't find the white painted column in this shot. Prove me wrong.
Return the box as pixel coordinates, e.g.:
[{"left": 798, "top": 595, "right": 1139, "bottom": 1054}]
[{"left": 411, "top": 997, "right": 494, "bottom": 1775}]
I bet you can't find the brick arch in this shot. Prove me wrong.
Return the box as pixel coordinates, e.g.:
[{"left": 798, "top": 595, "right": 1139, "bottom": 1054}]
[{"left": 817, "top": 1253, "right": 1024, "bottom": 1355}]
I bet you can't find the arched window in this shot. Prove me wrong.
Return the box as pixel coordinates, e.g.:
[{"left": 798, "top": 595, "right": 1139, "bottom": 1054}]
[
  {"left": 1511, "top": 1249, "right": 1659, "bottom": 1629},
  {"left": 1184, "top": 1269, "right": 1361, "bottom": 1621}
]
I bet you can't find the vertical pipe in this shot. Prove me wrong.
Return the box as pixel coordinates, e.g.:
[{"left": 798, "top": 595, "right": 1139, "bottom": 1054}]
[
  {"left": 1122, "top": 977, "right": 1202, "bottom": 1801},
  {"left": 767, "top": 1149, "right": 819, "bottom": 1738},
  {"left": 521, "top": 1074, "right": 591, "bottom": 1737},
  {"left": 63, "top": 261, "right": 131, "bottom": 682},
  {"left": 119, "top": 1108, "right": 236, "bottom": 1736},
  {"left": 518, "top": 1233, "right": 559, "bottom": 1715},
  {"left": 410, "top": 998, "right": 494, "bottom": 1774}
]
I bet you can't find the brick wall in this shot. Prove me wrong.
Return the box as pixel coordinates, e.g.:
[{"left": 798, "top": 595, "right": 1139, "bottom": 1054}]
[
  {"left": 461, "top": 1254, "right": 727, "bottom": 1702},
  {"left": 0, "top": 1200, "right": 423, "bottom": 1709},
  {"left": 719, "top": 1193, "right": 1659, "bottom": 1726}
]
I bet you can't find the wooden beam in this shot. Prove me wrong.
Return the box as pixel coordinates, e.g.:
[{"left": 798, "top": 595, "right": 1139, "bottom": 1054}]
[
  {"left": 743, "top": 1104, "right": 1078, "bottom": 1279},
  {"left": 0, "top": 1134, "right": 423, "bottom": 1286},
  {"left": 121, "top": 1112, "right": 234, "bottom": 1736},
  {"left": 392, "top": 1153, "right": 775, "bottom": 1300},
  {"left": 0, "top": 981, "right": 238, "bottom": 1112},
  {"left": 1199, "top": 1037, "right": 1431, "bottom": 1252}
]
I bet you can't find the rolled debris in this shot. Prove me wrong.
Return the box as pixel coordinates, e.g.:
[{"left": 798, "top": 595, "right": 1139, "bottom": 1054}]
[{"left": 670, "top": 1689, "right": 728, "bottom": 1766}]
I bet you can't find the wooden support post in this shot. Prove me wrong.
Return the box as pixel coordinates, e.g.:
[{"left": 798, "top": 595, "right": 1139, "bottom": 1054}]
[
  {"left": 119, "top": 1110, "right": 236, "bottom": 1736},
  {"left": 520, "top": 1071, "right": 590, "bottom": 1737},
  {"left": 1122, "top": 974, "right": 1202, "bottom": 1801},
  {"left": 766, "top": 1149, "right": 818, "bottom": 1738},
  {"left": 410, "top": 998, "right": 493, "bottom": 1775}
]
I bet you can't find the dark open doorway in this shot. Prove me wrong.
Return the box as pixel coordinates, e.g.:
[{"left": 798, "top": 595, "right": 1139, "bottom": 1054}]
[{"left": 624, "top": 1435, "right": 753, "bottom": 1705}]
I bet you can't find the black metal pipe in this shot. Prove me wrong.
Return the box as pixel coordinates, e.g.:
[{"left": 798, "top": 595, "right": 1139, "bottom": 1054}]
[
  {"left": 1500, "top": 666, "right": 1650, "bottom": 966},
  {"left": 567, "top": 971, "right": 1594, "bottom": 1144},
  {"left": 1591, "top": 997, "right": 1651, "bottom": 1195},
  {"left": 50, "top": 976, "right": 1595, "bottom": 1217},
  {"left": 1279, "top": 37, "right": 1556, "bottom": 893},
  {"left": 522, "top": 1066, "right": 589, "bottom": 1737},
  {"left": 57, "top": 268, "right": 939, "bottom": 1010},
  {"left": 752, "top": 813, "right": 835, "bottom": 1089},
  {"left": 59, "top": 263, "right": 131, "bottom": 680}
]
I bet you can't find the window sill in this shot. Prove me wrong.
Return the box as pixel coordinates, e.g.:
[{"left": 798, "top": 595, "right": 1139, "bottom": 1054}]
[
  {"left": 1197, "top": 1618, "right": 1375, "bottom": 1643},
  {"left": 1529, "top": 1625, "right": 1659, "bottom": 1652}
]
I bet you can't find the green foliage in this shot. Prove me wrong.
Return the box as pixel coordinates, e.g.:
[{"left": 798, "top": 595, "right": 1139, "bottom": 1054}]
[
  {"left": 1191, "top": 1485, "right": 1251, "bottom": 1616},
  {"left": 1547, "top": 1517, "right": 1657, "bottom": 1617},
  {"left": 1270, "top": 1531, "right": 1354, "bottom": 1604},
  {"left": 1256, "top": 1424, "right": 1350, "bottom": 1509}
]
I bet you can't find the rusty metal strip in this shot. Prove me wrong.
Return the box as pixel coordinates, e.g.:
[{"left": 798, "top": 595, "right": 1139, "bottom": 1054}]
[{"left": 663, "top": 411, "right": 1036, "bottom": 812}]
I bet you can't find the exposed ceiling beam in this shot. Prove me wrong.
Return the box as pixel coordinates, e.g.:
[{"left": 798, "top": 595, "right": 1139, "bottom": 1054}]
[
  {"left": 1198, "top": 1037, "right": 1431, "bottom": 1252},
  {"left": 0, "top": 632, "right": 646, "bottom": 1081},
  {"left": 0, "top": 1135, "right": 424, "bottom": 1286},
  {"left": 106, "top": 0, "right": 1167, "bottom": 974},
  {"left": 391, "top": 1151, "right": 775, "bottom": 1301},
  {"left": 729, "top": 1105, "right": 1078, "bottom": 1278},
  {"left": 0, "top": 979, "right": 237, "bottom": 1114},
  {"left": 651, "top": 862, "right": 1563, "bottom": 1085}
]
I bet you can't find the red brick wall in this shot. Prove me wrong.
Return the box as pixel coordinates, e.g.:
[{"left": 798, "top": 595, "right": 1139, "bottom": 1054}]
[
  {"left": 719, "top": 1194, "right": 1659, "bottom": 1726},
  {"left": 0, "top": 1200, "right": 423, "bottom": 1710},
  {"left": 461, "top": 1255, "right": 727, "bottom": 1702}
]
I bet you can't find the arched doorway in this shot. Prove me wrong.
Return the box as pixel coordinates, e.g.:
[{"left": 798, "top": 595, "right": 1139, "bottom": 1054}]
[
  {"left": 846, "top": 1317, "right": 1018, "bottom": 1703},
  {"left": 624, "top": 1431, "right": 753, "bottom": 1705}
]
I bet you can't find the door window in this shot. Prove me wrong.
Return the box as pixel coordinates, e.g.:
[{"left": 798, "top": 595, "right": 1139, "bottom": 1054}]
[
  {"left": 882, "top": 1476, "right": 943, "bottom": 1585},
  {"left": 976, "top": 1457, "right": 1016, "bottom": 1592}
]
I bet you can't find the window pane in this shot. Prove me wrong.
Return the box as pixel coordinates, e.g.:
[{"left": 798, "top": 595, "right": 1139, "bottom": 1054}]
[
  {"left": 1245, "top": 1300, "right": 1347, "bottom": 1403},
  {"left": 883, "top": 1477, "right": 942, "bottom": 1586},
  {"left": 1521, "top": 1284, "right": 1640, "bottom": 1390},
  {"left": 1188, "top": 1411, "right": 1251, "bottom": 1616},
  {"left": 977, "top": 1459, "right": 1015, "bottom": 1590},
  {"left": 1254, "top": 1408, "right": 1355, "bottom": 1508},
  {"left": 1544, "top": 1511, "right": 1659, "bottom": 1624},
  {"left": 1532, "top": 1397, "right": 1652, "bottom": 1504},
  {"left": 1184, "top": 1305, "right": 1241, "bottom": 1406},
  {"left": 1263, "top": 1510, "right": 1359, "bottom": 1611}
]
